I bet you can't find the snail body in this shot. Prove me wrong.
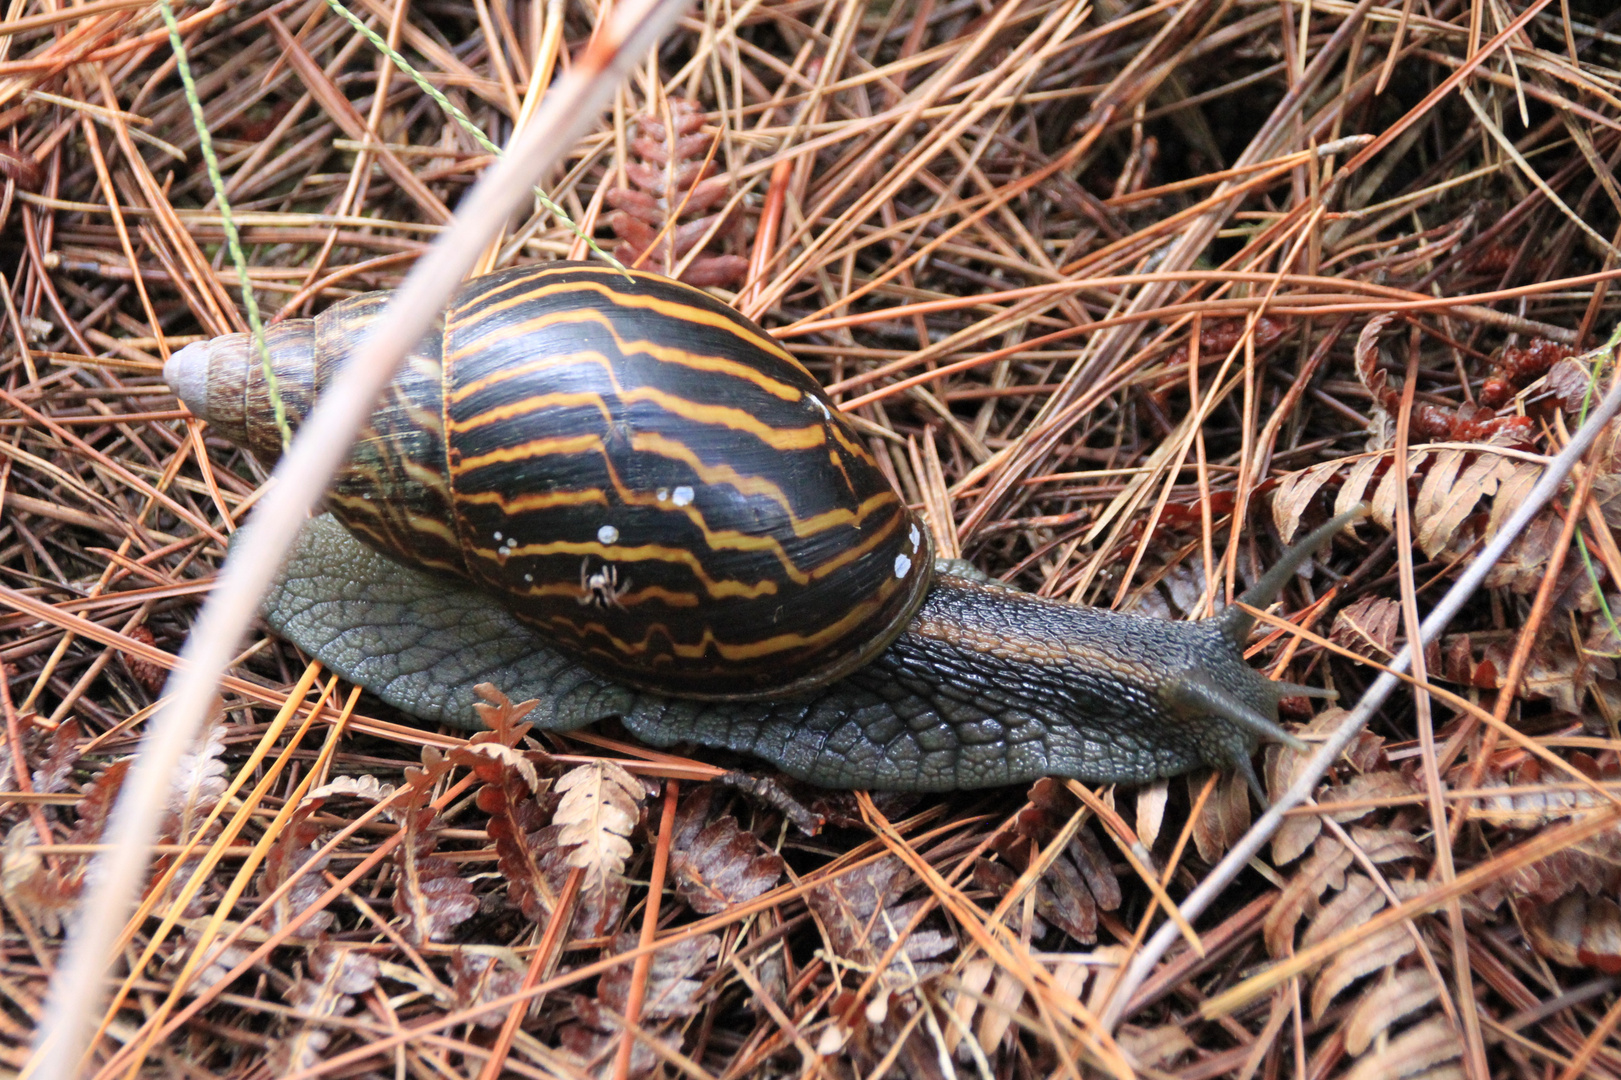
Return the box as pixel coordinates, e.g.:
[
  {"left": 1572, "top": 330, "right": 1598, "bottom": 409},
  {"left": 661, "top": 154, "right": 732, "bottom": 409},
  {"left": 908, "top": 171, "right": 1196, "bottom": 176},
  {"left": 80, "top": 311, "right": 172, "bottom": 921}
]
[{"left": 168, "top": 263, "right": 1344, "bottom": 793}]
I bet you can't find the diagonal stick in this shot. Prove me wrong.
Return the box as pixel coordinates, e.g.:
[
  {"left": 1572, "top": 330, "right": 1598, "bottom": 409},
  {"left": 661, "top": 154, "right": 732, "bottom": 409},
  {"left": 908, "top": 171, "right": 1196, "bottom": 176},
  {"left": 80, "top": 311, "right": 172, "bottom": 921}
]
[
  {"left": 24, "top": 2, "right": 693, "bottom": 1076},
  {"left": 1099, "top": 328, "right": 1621, "bottom": 1031}
]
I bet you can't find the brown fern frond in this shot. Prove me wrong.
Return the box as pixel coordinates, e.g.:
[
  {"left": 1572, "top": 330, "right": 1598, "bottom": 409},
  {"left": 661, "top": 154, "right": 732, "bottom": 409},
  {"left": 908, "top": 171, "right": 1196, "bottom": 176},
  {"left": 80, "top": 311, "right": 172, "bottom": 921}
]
[{"left": 606, "top": 98, "right": 749, "bottom": 286}]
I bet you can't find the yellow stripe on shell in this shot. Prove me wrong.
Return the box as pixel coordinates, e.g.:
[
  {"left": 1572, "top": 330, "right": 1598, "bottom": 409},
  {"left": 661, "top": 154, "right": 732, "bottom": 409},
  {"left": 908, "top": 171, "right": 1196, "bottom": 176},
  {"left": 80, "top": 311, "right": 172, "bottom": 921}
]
[
  {"left": 451, "top": 425, "right": 895, "bottom": 544},
  {"left": 468, "top": 494, "right": 902, "bottom": 591},
  {"left": 467, "top": 537, "right": 781, "bottom": 599},
  {"left": 553, "top": 586, "right": 904, "bottom": 664},
  {"left": 507, "top": 579, "right": 701, "bottom": 608},
  {"left": 447, "top": 268, "right": 801, "bottom": 370},
  {"left": 454, "top": 435, "right": 903, "bottom": 585},
  {"left": 445, "top": 309, "right": 804, "bottom": 402},
  {"left": 448, "top": 380, "right": 830, "bottom": 452}
]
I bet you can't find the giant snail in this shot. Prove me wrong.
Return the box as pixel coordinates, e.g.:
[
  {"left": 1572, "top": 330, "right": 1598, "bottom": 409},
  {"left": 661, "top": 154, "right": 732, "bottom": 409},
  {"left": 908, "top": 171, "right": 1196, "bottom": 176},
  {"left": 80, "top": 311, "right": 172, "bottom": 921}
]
[{"left": 165, "top": 262, "right": 1353, "bottom": 795}]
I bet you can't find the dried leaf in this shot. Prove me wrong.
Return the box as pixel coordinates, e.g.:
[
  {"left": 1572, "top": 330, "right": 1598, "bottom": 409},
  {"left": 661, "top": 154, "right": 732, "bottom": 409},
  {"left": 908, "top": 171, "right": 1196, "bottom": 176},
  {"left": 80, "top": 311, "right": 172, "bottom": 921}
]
[
  {"left": 70, "top": 757, "right": 130, "bottom": 847},
  {"left": 305, "top": 774, "right": 394, "bottom": 804},
  {"left": 1190, "top": 771, "right": 1250, "bottom": 862},
  {"left": 1354, "top": 314, "right": 1399, "bottom": 438},
  {"left": 1500, "top": 844, "right": 1621, "bottom": 908},
  {"left": 259, "top": 777, "right": 392, "bottom": 935},
  {"left": 1344, "top": 968, "right": 1443, "bottom": 1055},
  {"left": 394, "top": 802, "right": 476, "bottom": 945},
  {"left": 469, "top": 682, "right": 538, "bottom": 744},
  {"left": 669, "top": 791, "right": 784, "bottom": 915},
  {"left": 399, "top": 746, "right": 453, "bottom": 812},
  {"left": 981, "top": 792, "right": 1123, "bottom": 944},
  {"left": 450, "top": 951, "right": 526, "bottom": 1028},
  {"left": 806, "top": 858, "right": 955, "bottom": 984},
  {"left": 1520, "top": 894, "right": 1621, "bottom": 973},
  {"left": 609, "top": 934, "right": 719, "bottom": 1019},
  {"left": 1135, "top": 779, "right": 1169, "bottom": 848},
  {"left": 30, "top": 719, "right": 81, "bottom": 794},
  {"left": 1416, "top": 453, "right": 1527, "bottom": 557},
  {"left": 1321, "top": 771, "right": 1415, "bottom": 822},
  {"left": 1371, "top": 450, "right": 1427, "bottom": 533},
  {"left": 1483, "top": 509, "right": 1562, "bottom": 593},
  {"left": 1067, "top": 828, "right": 1122, "bottom": 913},
  {"left": 1, "top": 821, "right": 67, "bottom": 933},
  {"left": 1547, "top": 356, "right": 1599, "bottom": 412},
  {"left": 1265, "top": 835, "right": 1353, "bottom": 957},
  {"left": 272, "top": 942, "right": 379, "bottom": 1076},
  {"left": 182, "top": 926, "right": 255, "bottom": 993},
  {"left": 167, "top": 722, "right": 227, "bottom": 841},
  {"left": 475, "top": 755, "right": 555, "bottom": 923},
  {"left": 452, "top": 741, "right": 540, "bottom": 793},
  {"left": 1342, "top": 1016, "right": 1462, "bottom": 1080},
  {"left": 1266, "top": 709, "right": 1350, "bottom": 864},
  {"left": 382, "top": 750, "right": 477, "bottom": 942},
  {"left": 1484, "top": 455, "right": 1542, "bottom": 547},
  {"left": 1117, "top": 1023, "right": 1195, "bottom": 1069},
  {"left": 606, "top": 98, "right": 746, "bottom": 287},
  {"left": 1332, "top": 596, "right": 1401, "bottom": 659},
  {"left": 1348, "top": 825, "right": 1429, "bottom": 865},
  {"left": 1310, "top": 924, "right": 1415, "bottom": 1019},
  {"left": 555, "top": 761, "right": 641, "bottom": 881},
  {"left": 943, "top": 956, "right": 996, "bottom": 1058},
  {"left": 1273, "top": 460, "right": 1346, "bottom": 542},
  {"left": 973, "top": 964, "right": 1029, "bottom": 1057},
  {"left": 29, "top": 757, "right": 136, "bottom": 912},
  {"left": 1301, "top": 872, "right": 1383, "bottom": 949},
  {"left": 553, "top": 761, "right": 643, "bottom": 935},
  {"left": 558, "top": 934, "right": 721, "bottom": 1078},
  {"left": 535, "top": 821, "right": 631, "bottom": 938},
  {"left": 1337, "top": 454, "right": 1384, "bottom": 518},
  {"left": 1410, "top": 447, "right": 1465, "bottom": 550}
]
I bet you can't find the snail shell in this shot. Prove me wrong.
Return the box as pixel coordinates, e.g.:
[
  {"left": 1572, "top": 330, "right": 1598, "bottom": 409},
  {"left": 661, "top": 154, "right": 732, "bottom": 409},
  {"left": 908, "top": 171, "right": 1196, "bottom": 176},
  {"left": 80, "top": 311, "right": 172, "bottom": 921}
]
[
  {"left": 170, "top": 264, "right": 931, "bottom": 700},
  {"left": 168, "top": 263, "right": 1349, "bottom": 793}
]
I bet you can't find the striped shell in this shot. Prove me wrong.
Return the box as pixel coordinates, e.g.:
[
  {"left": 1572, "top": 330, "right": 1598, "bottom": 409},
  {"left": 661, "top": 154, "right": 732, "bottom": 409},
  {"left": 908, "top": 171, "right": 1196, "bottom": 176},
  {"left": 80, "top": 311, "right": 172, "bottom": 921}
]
[{"left": 170, "top": 263, "right": 933, "bottom": 699}]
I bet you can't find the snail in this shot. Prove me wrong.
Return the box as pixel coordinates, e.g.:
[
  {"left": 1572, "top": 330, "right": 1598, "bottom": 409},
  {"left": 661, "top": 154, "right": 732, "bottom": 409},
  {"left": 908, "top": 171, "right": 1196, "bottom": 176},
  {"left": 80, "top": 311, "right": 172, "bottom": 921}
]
[{"left": 166, "top": 262, "right": 1350, "bottom": 794}]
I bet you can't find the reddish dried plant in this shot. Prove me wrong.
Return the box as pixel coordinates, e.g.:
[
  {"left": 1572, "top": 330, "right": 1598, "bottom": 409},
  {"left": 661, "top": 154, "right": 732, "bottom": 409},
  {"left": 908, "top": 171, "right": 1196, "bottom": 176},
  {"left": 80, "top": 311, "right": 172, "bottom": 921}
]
[{"left": 606, "top": 99, "right": 749, "bottom": 287}]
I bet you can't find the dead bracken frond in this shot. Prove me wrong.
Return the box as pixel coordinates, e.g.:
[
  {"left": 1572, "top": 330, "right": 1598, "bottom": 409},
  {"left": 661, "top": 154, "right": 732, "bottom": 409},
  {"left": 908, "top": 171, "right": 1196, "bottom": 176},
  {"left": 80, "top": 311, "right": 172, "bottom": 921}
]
[
  {"left": 3, "top": 1, "right": 1621, "bottom": 1077},
  {"left": 667, "top": 786, "right": 784, "bottom": 915}
]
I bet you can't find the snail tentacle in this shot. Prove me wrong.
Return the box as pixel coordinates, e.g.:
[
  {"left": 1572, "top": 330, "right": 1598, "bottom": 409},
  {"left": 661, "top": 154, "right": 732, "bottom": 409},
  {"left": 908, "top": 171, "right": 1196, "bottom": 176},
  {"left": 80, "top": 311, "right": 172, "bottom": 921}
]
[{"left": 1219, "top": 507, "right": 1368, "bottom": 646}]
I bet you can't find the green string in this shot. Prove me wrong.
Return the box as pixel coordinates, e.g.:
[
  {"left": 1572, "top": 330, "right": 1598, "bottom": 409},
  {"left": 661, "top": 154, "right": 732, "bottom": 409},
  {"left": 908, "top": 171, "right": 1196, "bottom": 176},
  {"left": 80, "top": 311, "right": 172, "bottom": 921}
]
[{"left": 159, "top": 0, "right": 291, "bottom": 448}]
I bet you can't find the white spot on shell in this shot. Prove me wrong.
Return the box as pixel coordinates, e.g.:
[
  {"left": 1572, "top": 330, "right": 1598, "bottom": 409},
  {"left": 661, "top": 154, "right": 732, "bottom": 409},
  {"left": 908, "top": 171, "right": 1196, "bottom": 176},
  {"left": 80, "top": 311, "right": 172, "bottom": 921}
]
[
  {"left": 656, "top": 488, "right": 669, "bottom": 502},
  {"left": 597, "top": 524, "right": 619, "bottom": 544},
  {"left": 909, "top": 524, "right": 920, "bottom": 548},
  {"left": 672, "top": 486, "right": 694, "bottom": 507},
  {"left": 524, "top": 573, "right": 533, "bottom": 583},
  {"left": 493, "top": 531, "right": 503, "bottom": 542},
  {"left": 894, "top": 554, "right": 912, "bottom": 578}
]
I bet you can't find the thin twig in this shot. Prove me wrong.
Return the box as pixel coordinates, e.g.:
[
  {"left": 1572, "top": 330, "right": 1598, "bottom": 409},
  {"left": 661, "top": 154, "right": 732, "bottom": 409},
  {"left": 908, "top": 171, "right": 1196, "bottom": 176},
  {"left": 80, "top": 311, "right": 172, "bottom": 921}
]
[{"left": 23, "top": 2, "right": 692, "bottom": 1075}]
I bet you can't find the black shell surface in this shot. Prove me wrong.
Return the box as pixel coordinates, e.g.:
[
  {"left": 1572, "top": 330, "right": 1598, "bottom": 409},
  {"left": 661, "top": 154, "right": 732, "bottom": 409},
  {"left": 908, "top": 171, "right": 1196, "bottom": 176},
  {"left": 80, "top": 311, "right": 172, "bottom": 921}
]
[{"left": 433, "top": 264, "right": 930, "bottom": 698}]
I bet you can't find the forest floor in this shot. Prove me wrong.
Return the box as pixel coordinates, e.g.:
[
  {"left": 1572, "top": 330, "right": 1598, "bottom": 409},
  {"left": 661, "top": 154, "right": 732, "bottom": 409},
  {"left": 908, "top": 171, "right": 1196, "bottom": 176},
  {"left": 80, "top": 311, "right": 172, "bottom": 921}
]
[{"left": 3, "top": 1, "right": 1621, "bottom": 1078}]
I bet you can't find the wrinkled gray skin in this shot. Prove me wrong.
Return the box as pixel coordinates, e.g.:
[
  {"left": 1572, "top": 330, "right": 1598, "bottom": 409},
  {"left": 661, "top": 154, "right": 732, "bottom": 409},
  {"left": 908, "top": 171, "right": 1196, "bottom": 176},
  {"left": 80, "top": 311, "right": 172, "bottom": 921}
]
[{"left": 262, "top": 514, "right": 1338, "bottom": 793}]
